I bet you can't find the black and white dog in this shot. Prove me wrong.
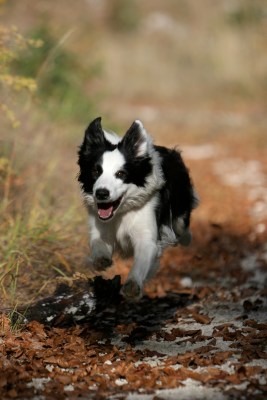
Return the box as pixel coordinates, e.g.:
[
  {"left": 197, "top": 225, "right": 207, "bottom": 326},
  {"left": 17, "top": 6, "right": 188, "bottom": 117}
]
[{"left": 78, "top": 117, "right": 198, "bottom": 300}]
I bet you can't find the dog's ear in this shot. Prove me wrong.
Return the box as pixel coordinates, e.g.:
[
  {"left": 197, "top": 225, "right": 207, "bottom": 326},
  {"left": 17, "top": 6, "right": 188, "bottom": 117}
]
[
  {"left": 120, "top": 120, "right": 149, "bottom": 157},
  {"left": 84, "top": 117, "right": 105, "bottom": 148}
]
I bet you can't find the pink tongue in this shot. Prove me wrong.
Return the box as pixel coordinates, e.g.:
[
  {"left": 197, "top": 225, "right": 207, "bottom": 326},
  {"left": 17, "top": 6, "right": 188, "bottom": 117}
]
[{"left": 98, "top": 205, "right": 113, "bottom": 219}]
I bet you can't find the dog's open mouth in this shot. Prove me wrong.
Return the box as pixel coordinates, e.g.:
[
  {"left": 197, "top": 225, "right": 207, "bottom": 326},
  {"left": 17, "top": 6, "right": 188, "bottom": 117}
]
[{"left": 97, "top": 197, "right": 122, "bottom": 220}]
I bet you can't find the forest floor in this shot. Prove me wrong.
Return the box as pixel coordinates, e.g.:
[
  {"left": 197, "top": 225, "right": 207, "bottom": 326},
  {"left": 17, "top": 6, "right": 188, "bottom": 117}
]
[
  {"left": 1, "top": 2, "right": 267, "bottom": 398},
  {"left": 1, "top": 109, "right": 267, "bottom": 400}
]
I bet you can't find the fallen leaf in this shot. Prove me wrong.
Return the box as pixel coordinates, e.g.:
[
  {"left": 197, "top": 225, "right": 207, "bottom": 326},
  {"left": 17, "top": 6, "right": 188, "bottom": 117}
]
[{"left": 191, "top": 312, "right": 212, "bottom": 324}]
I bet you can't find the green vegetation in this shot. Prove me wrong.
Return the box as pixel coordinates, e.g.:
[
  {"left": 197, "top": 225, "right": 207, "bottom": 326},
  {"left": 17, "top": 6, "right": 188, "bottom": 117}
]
[
  {"left": 12, "top": 25, "right": 99, "bottom": 121},
  {"left": 226, "top": 3, "right": 265, "bottom": 27},
  {"left": 0, "top": 191, "right": 81, "bottom": 306},
  {"left": 0, "top": 22, "right": 88, "bottom": 306},
  {"left": 109, "top": 0, "right": 140, "bottom": 32},
  {"left": 0, "top": 25, "right": 39, "bottom": 127}
]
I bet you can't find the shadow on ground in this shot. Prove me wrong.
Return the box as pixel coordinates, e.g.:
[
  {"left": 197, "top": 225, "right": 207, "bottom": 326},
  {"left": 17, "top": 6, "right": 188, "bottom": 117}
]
[
  {"left": 87, "top": 291, "right": 197, "bottom": 344},
  {"left": 14, "top": 275, "right": 197, "bottom": 345}
]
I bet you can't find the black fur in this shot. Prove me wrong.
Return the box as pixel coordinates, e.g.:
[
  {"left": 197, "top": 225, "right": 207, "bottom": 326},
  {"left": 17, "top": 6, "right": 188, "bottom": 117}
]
[
  {"left": 77, "top": 117, "right": 198, "bottom": 299},
  {"left": 78, "top": 118, "right": 153, "bottom": 191},
  {"left": 155, "top": 146, "right": 196, "bottom": 230},
  {"left": 118, "top": 122, "right": 152, "bottom": 187},
  {"left": 78, "top": 118, "right": 196, "bottom": 232},
  {"left": 78, "top": 118, "right": 116, "bottom": 194}
]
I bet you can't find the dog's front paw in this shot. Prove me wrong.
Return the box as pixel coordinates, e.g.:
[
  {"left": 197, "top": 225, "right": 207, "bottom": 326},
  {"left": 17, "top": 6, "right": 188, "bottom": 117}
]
[
  {"left": 87, "top": 256, "right": 113, "bottom": 272},
  {"left": 93, "top": 256, "right": 113, "bottom": 271},
  {"left": 121, "top": 279, "right": 142, "bottom": 301}
]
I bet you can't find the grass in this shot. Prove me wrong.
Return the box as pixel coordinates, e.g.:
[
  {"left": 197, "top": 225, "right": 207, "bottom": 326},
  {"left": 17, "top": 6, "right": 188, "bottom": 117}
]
[
  {"left": 0, "top": 19, "right": 93, "bottom": 308},
  {"left": 0, "top": 213, "right": 51, "bottom": 302},
  {"left": 0, "top": 196, "right": 86, "bottom": 307},
  {"left": 0, "top": 134, "right": 85, "bottom": 307},
  {"left": 108, "top": 0, "right": 140, "bottom": 32},
  {"left": 0, "top": 102, "right": 90, "bottom": 308},
  {"left": 12, "top": 25, "right": 99, "bottom": 122},
  {"left": 226, "top": 2, "right": 265, "bottom": 27}
]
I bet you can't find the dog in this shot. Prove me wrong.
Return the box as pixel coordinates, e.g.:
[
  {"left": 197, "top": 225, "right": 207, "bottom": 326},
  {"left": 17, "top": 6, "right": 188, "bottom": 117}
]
[{"left": 77, "top": 117, "right": 198, "bottom": 300}]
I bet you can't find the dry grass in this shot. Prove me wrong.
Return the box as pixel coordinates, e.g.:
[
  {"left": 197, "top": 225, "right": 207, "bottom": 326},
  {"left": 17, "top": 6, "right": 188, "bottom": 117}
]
[{"left": 0, "top": 110, "right": 87, "bottom": 306}]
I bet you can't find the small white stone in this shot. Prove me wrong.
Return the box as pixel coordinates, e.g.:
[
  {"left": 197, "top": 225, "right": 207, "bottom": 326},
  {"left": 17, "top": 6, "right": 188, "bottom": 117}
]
[
  {"left": 115, "top": 378, "right": 128, "bottom": 386},
  {"left": 180, "top": 277, "right": 193, "bottom": 287},
  {"left": 26, "top": 378, "right": 51, "bottom": 390},
  {"left": 255, "top": 223, "right": 266, "bottom": 234},
  {"left": 64, "top": 384, "right": 74, "bottom": 392},
  {"left": 45, "top": 364, "right": 54, "bottom": 372},
  {"left": 46, "top": 315, "right": 55, "bottom": 322}
]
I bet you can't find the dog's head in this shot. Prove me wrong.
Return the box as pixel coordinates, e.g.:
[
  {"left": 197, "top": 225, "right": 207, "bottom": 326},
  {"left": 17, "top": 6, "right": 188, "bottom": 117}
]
[{"left": 78, "top": 117, "right": 163, "bottom": 221}]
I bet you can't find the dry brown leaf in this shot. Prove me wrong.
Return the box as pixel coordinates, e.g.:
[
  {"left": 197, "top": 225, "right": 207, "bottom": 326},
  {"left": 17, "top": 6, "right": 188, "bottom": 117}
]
[
  {"left": 56, "top": 374, "right": 74, "bottom": 385},
  {"left": 27, "top": 321, "right": 47, "bottom": 339},
  {"left": 191, "top": 312, "right": 212, "bottom": 324}
]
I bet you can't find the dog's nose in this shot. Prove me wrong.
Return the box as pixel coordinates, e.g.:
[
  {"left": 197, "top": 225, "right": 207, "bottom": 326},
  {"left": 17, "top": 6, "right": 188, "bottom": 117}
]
[{"left": 95, "top": 188, "right": 110, "bottom": 201}]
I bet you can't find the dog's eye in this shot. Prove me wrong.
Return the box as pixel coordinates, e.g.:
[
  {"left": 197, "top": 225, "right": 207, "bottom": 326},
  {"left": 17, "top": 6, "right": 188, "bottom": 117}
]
[
  {"left": 92, "top": 166, "right": 102, "bottom": 179},
  {"left": 115, "top": 170, "right": 126, "bottom": 180}
]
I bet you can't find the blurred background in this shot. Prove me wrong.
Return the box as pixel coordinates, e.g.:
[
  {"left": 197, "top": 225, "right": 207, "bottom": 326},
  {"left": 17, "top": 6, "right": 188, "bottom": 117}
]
[{"left": 0, "top": 0, "right": 266, "bottom": 305}]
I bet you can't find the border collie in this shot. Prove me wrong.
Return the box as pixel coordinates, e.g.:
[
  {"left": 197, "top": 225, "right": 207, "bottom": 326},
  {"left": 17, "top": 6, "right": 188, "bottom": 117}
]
[{"left": 78, "top": 117, "right": 198, "bottom": 300}]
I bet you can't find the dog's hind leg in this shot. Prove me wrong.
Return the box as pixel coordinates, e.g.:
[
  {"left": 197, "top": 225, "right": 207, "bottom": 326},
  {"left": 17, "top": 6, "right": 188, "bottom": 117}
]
[
  {"left": 173, "top": 216, "right": 192, "bottom": 247},
  {"left": 179, "top": 228, "right": 192, "bottom": 246}
]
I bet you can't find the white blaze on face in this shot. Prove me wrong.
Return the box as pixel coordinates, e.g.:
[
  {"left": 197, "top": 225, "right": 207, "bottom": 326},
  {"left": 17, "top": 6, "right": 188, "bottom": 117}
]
[
  {"left": 100, "top": 149, "right": 125, "bottom": 188},
  {"left": 94, "top": 148, "right": 127, "bottom": 206}
]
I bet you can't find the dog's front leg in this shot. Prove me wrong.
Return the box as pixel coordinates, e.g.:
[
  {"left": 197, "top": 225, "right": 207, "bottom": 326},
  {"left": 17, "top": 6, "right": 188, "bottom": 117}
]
[
  {"left": 88, "top": 215, "right": 113, "bottom": 271},
  {"left": 121, "top": 240, "right": 159, "bottom": 301},
  {"left": 89, "top": 238, "right": 113, "bottom": 271}
]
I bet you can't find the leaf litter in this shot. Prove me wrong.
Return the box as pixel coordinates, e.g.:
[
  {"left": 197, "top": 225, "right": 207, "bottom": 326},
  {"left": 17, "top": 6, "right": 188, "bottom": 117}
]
[{"left": 1, "top": 142, "right": 267, "bottom": 399}]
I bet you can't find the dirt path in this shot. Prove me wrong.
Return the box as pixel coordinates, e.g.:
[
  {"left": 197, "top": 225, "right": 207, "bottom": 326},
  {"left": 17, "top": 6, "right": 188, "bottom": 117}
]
[{"left": 1, "top": 124, "right": 267, "bottom": 400}]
